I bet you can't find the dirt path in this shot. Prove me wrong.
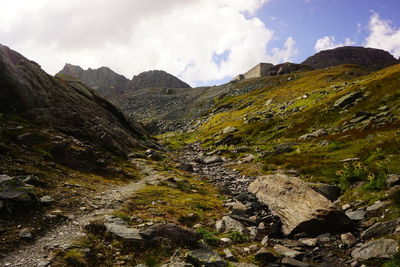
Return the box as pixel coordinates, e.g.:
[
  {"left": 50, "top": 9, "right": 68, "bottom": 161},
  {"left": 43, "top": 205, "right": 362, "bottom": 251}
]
[{"left": 0, "top": 159, "right": 161, "bottom": 267}]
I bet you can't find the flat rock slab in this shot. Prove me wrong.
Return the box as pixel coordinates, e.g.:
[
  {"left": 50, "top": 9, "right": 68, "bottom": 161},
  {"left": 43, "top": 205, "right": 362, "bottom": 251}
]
[
  {"left": 203, "top": 156, "right": 223, "bottom": 165},
  {"left": 345, "top": 209, "right": 366, "bottom": 221},
  {"left": 248, "top": 174, "right": 351, "bottom": 236},
  {"left": 273, "top": 244, "right": 303, "bottom": 259},
  {"left": 334, "top": 91, "right": 363, "bottom": 108},
  {"left": 104, "top": 216, "right": 143, "bottom": 242},
  {"left": 186, "top": 248, "right": 226, "bottom": 267},
  {"left": 361, "top": 219, "right": 400, "bottom": 240},
  {"left": 351, "top": 239, "right": 399, "bottom": 260}
]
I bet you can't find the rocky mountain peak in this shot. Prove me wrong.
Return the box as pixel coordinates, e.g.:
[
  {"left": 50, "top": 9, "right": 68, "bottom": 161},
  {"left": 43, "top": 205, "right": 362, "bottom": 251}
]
[
  {"left": 59, "top": 63, "right": 84, "bottom": 78},
  {"left": 129, "top": 69, "right": 191, "bottom": 91},
  {"left": 57, "top": 64, "right": 130, "bottom": 97},
  {"left": 302, "top": 46, "right": 398, "bottom": 70}
]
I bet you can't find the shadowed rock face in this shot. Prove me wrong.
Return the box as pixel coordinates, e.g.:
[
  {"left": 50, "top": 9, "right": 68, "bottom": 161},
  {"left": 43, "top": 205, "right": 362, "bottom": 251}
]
[
  {"left": 0, "top": 44, "right": 151, "bottom": 158},
  {"left": 302, "top": 46, "right": 398, "bottom": 70}
]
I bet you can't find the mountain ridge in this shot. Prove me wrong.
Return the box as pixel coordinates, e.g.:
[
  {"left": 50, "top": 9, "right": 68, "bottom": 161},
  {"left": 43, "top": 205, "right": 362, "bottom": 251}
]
[
  {"left": 302, "top": 46, "right": 399, "bottom": 70},
  {"left": 57, "top": 64, "right": 191, "bottom": 99}
]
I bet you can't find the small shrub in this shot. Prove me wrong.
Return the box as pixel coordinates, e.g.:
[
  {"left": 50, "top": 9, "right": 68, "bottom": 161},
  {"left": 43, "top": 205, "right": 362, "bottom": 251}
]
[
  {"left": 337, "top": 161, "right": 389, "bottom": 191},
  {"left": 328, "top": 141, "right": 344, "bottom": 151},
  {"left": 336, "top": 162, "right": 369, "bottom": 190},
  {"left": 197, "top": 227, "right": 219, "bottom": 246},
  {"left": 144, "top": 256, "right": 158, "bottom": 267},
  {"left": 364, "top": 170, "right": 387, "bottom": 191},
  {"left": 64, "top": 249, "right": 87, "bottom": 266},
  {"left": 74, "top": 234, "right": 96, "bottom": 248},
  {"left": 366, "top": 148, "right": 385, "bottom": 162},
  {"left": 229, "top": 231, "right": 249, "bottom": 243},
  {"left": 36, "top": 148, "right": 53, "bottom": 159}
]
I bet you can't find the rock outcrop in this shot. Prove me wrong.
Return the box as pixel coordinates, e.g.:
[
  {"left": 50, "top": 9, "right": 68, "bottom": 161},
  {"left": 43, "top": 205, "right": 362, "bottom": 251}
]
[
  {"left": 248, "top": 174, "right": 351, "bottom": 236},
  {"left": 302, "top": 46, "right": 398, "bottom": 70}
]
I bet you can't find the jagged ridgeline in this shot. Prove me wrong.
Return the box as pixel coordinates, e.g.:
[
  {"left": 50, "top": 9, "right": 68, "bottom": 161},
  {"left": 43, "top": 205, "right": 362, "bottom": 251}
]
[{"left": 57, "top": 65, "right": 191, "bottom": 99}]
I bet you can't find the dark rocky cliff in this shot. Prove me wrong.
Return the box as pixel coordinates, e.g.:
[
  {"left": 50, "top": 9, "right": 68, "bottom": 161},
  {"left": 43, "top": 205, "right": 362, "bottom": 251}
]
[{"left": 0, "top": 44, "right": 151, "bottom": 160}]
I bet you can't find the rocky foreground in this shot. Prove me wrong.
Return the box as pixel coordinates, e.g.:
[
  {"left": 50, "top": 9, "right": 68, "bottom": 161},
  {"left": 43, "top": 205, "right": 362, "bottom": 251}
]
[{"left": 3, "top": 144, "right": 396, "bottom": 266}]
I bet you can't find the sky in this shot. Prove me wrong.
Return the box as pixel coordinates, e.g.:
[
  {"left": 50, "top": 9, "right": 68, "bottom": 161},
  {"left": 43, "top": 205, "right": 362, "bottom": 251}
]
[{"left": 1, "top": 0, "right": 400, "bottom": 87}]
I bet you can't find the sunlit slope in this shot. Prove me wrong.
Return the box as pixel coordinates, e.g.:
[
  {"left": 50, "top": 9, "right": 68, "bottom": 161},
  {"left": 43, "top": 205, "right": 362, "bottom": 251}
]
[{"left": 183, "top": 64, "right": 400, "bottom": 182}]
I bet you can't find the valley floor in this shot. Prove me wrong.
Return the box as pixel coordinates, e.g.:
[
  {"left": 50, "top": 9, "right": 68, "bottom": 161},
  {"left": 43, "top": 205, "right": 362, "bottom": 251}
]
[{"left": 3, "top": 144, "right": 397, "bottom": 267}]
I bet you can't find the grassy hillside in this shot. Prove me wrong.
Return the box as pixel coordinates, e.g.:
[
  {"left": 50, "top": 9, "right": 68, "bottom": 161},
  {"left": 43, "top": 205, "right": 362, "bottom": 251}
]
[{"left": 164, "top": 63, "right": 400, "bottom": 210}]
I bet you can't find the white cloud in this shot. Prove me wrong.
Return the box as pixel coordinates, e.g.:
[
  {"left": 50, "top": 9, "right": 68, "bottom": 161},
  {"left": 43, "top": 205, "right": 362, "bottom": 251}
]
[
  {"left": 365, "top": 13, "right": 400, "bottom": 58},
  {"left": 314, "top": 36, "right": 355, "bottom": 52},
  {"left": 0, "top": 0, "right": 297, "bottom": 86}
]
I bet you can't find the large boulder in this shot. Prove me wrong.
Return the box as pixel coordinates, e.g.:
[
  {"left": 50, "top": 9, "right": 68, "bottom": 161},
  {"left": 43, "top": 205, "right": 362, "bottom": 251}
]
[{"left": 248, "top": 174, "right": 351, "bottom": 236}]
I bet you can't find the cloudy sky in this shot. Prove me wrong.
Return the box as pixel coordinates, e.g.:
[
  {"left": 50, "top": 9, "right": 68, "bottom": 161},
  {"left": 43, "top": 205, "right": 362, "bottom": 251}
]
[{"left": 1, "top": 0, "right": 400, "bottom": 86}]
